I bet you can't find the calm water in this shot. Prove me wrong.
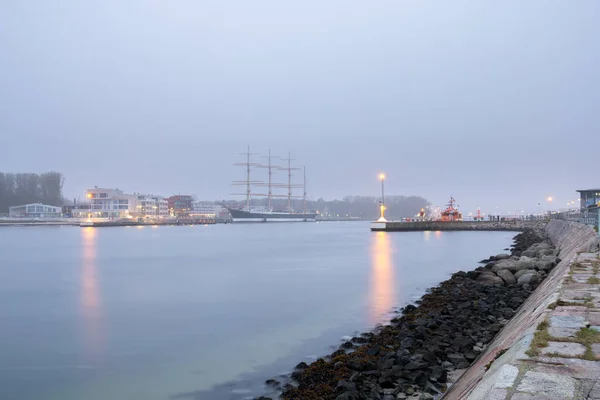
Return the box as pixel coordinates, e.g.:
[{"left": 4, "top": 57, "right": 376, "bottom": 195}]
[{"left": 0, "top": 223, "right": 515, "bottom": 400}]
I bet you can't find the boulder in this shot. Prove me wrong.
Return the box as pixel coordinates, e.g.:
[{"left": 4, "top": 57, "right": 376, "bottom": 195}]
[
  {"left": 496, "top": 270, "right": 517, "bottom": 285},
  {"left": 515, "top": 256, "right": 536, "bottom": 271},
  {"left": 538, "top": 249, "right": 554, "bottom": 257},
  {"left": 536, "top": 242, "right": 552, "bottom": 250},
  {"left": 494, "top": 253, "right": 511, "bottom": 260},
  {"left": 514, "top": 269, "right": 530, "bottom": 279},
  {"left": 491, "top": 260, "right": 518, "bottom": 273},
  {"left": 517, "top": 271, "right": 539, "bottom": 285},
  {"left": 476, "top": 273, "right": 504, "bottom": 286},
  {"left": 521, "top": 250, "right": 538, "bottom": 258},
  {"left": 535, "top": 260, "right": 555, "bottom": 271},
  {"left": 541, "top": 255, "right": 559, "bottom": 265}
]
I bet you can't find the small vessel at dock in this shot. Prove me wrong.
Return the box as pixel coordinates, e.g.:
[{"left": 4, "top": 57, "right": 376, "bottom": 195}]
[{"left": 438, "top": 196, "right": 463, "bottom": 221}]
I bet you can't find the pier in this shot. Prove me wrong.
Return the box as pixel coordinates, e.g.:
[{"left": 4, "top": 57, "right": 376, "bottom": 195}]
[{"left": 370, "top": 220, "right": 547, "bottom": 232}]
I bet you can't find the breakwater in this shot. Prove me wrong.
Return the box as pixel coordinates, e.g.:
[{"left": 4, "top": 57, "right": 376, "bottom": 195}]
[
  {"left": 443, "top": 220, "right": 599, "bottom": 399},
  {"left": 371, "top": 220, "right": 547, "bottom": 233},
  {"left": 258, "top": 225, "right": 565, "bottom": 400}
]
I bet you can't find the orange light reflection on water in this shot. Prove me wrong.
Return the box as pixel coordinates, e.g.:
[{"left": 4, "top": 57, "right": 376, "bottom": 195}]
[
  {"left": 81, "top": 227, "right": 105, "bottom": 363},
  {"left": 369, "top": 231, "right": 395, "bottom": 325}
]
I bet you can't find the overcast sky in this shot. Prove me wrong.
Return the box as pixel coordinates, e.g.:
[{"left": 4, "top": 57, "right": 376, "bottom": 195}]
[{"left": 1, "top": 1, "right": 599, "bottom": 214}]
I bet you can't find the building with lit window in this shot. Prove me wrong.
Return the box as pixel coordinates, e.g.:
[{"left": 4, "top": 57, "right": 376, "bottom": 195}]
[
  {"left": 137, "top": 194, "right": 169, "bottom": 217},
  {"left": 9, "top": 203, "right": 62, "bottom": 218},
  {"left": 167, "top": 195, "right": 193, "bottom": 217},
  {"left": 74, "top": 188, "right": 140, "bottom": 218},
  {"left": 191, "top": 201, "right": 229, "bottom": 219},
  {"left": 577, "top": 189, "right": 600, "bottom": 210}
]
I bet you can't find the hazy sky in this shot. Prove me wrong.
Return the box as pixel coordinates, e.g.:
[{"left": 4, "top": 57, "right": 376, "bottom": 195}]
[{"left": 2, "top": 1, "right": 599, "bottom": 214}]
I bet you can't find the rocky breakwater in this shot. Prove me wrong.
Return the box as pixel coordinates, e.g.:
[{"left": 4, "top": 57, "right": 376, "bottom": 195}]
[{"left": 259, "top": 228, "right": 559, "bottom": 400}]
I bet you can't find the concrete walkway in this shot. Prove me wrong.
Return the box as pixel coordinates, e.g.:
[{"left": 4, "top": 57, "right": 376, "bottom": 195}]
[{"left": 468, "top": 252, "right": 600, "bottom": 400}]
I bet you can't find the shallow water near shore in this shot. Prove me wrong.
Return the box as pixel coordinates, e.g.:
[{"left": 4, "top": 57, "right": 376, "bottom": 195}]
[{"left": 0, "top": 223, "right": 516, "bottom": 400}]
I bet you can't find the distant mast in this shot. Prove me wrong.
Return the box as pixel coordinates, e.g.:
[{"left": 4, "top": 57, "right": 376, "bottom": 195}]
[
  {"left": 232, "top": 146, "right": 261, "bottom": 210},
  {"left": 260, "top": 149, "right": 278, "bottom": 211},
  {"left": 303, "top": 166, "right": 307, "bottom": 213},
  {"left": 277, "top": 152, "right": 300, "bottom": 212}
]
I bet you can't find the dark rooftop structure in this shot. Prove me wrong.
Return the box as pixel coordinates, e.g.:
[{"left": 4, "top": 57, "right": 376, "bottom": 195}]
[{"left": 576, "top": 189, "right": 600, "bottom": 210}]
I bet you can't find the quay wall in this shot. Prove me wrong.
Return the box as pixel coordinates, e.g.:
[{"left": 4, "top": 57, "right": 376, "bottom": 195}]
[
  {"left": 373, "top": 220, "right": 547, "bottom": 233},
  {"left": 443, "top": 220, "right": 599, "bottom": 399}
]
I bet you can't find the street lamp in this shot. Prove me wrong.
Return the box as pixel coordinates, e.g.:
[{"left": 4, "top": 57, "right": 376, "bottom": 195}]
[
  {"left": 378, "top": 173, "right": 387, "bottom": 222},
  {"left": 86, "top": 192, "right": 92, "bottom": 219}
]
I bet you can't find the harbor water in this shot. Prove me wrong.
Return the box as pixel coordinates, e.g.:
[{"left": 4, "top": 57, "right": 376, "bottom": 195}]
[{"left": 0, "top": 223, "right": 516, "bottom": 400}]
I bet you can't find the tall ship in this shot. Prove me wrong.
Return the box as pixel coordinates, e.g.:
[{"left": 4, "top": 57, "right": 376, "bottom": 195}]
[{"left": 227, "top": 147, "right": 318, "bottom": 223}]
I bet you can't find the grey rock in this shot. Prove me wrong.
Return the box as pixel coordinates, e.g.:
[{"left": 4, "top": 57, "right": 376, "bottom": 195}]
[
  {"left": 495, "top": 253, "right": 511, "bottom": 260},
  {"left": 553, "top": 248, "right": 560, "bottom": 256},
  {"left": 541, "top": 255, "right": 559, "bottom": 264},
  {"left": 535, "top": 260, "right": 555, "bottom": 271},
  {"left": 397, "top": 394, "right": 407, "bottom": 400},
  {"left": 447, "top": 353, "right": 467, "bottom": 366},
  {"left": 515, "top": 256, "right": 536, "bottom": 271},
  {"left": 514, "top": 269, "right": 530, "bottom": 279},
  {"left": 476, "top": 273, "right": 504, "bottom": 286},
  {"left": 496, "top": 269, "right": 517, "bottom": 285},
  {"left": 517, "top": 271, "right": 539, "bottom": 285},
  {"left": 336, "top": 392, "right": 359, "bottom": 400},
  {"left": 538, "top": 248, "right": 554, "bottom": 257},
  {"left": 491, "top": 260, "right": 518, "bottom": 273},
  {"left": 521, "top": 250, "right": 538, "bottom": 258}
]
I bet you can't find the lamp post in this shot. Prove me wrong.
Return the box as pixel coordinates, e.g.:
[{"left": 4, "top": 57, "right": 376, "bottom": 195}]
[
  {"left": 86, "top": 192, "right": 92, "bottom": 219},
  {"left": 378, "top": 173, "right": 387, "bottom": 222}
]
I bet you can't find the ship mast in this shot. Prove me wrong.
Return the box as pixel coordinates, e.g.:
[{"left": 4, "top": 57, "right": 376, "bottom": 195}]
[
  {"left": 263, "top": 149, "right": 274, "bottom": 210},
  {"left": 276, "top": 153, "right": 301, "bottom": 212},
  {"left": 303, "top": 166, "right": 307, "bottom": 213},
  {"left": 232, "top": 146, "right": 262, "bottom": 209}
]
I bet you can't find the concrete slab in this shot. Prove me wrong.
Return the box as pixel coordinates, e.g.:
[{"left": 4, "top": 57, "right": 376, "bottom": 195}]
[
  {"left": 511, "top": 394, "right": 569, "bottom": 400},
  {"left": 541, "top": 341, "right": 586, "bottom": 357},
  {"left": 586, "top": 312, "right": 600, "bottom": 325},
  {"left": 550, "top": 315, "right": 587, "bottom": 329},
  {"left": 592, "top": 343, "right": 600, "bottom": 358},
  {"left": 516, "top": 370, "right": 576, "bottom": 398},
  {"left": 495, "top": 364, "right": 519, "bottom": 388},
  {"left": 548, "top": 327, "right": 579, "bottom": 338},
  {"left": 488, "top": 388, "right": 508, "bottom": 400},
  {"left": 466, "top": 364, "right": 519, "bottom": 400},
  {"left": 532, "top": 357, "right": 600, "bottom": 380},
  {"left": 554, "top": 305, "right": 589, "bottom": 312}
]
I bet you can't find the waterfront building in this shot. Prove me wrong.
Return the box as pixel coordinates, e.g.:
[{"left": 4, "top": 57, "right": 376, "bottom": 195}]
[
  {"left": 191, "top": 201, "right": 226, "bottom": 217},
  {"left": 577, "top": 189, "right": 600, "bottom": 210},
  {"left": 78, "top": 188, "right": 140, "bottom": 218},
  {"left": 137, "top": 194, "right": 169, "bottom": 217},
  {"left": 9, "top": 203, "right": 62, "bottom": 218},
  {"left": 167, "top": 195, "right": 193, "bottom": 217}
]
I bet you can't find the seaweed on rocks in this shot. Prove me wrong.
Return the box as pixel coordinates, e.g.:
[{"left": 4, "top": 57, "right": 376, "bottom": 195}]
[{"left": 261, "top": 232, "right": 553, "bottom": 400}]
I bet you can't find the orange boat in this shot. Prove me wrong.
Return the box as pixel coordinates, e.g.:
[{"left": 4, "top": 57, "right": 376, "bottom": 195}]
[{"left": 439, "top": 196, "right": 463, "bottom": 221}]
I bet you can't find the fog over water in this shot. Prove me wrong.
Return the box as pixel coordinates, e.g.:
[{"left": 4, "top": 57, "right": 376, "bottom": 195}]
[{"left": 2, "top": 1, "right": 599, "bottom": 213}]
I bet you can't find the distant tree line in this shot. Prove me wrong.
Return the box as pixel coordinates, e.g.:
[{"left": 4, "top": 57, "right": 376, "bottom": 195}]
[
  {"left": 0, "top": 172, "right": 65, "bottom": 213},
  {"left": 225, "top": 195, "right": 430, "bottom": 220}
]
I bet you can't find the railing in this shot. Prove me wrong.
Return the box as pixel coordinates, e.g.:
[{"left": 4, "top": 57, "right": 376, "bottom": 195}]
[{"left": 549, "top": 209, "right": 599, "bottom": 231}]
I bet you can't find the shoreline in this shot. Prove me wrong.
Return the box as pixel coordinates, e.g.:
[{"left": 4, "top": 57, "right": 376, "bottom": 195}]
[{"left": 257, "top": 227, "right": 555, "bottom": 400}]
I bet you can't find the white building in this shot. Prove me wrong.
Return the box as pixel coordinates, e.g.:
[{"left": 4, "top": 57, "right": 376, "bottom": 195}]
[
  {"left": 191, "top": 201, "right": 228, "bottom": 218},
  {"left": 76, "top": 188, "right": 140, "bottom": 219},
  {"left": 137, "top": 194, "right": 169, "bottom": 217},
  {"left": 9, "top": 203, "right": 62, "bottom": 218}
]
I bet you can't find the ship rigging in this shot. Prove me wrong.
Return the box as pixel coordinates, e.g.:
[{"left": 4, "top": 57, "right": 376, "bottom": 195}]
[{"left": 228, "top": 147, "right": 317, "bottom": 222}]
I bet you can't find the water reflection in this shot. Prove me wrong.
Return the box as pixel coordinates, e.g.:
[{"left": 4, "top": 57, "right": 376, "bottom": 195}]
[
  {"left": 369, "top": 231, "right": 395, "bottom": 324},
  {"left": 81, "top": 227, "right": 104, "bottom": 363}
]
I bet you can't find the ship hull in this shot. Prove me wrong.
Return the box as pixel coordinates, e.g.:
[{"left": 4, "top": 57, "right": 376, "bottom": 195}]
[{"left": 228, "top": 208, "right": 317, "bottom": 223}]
